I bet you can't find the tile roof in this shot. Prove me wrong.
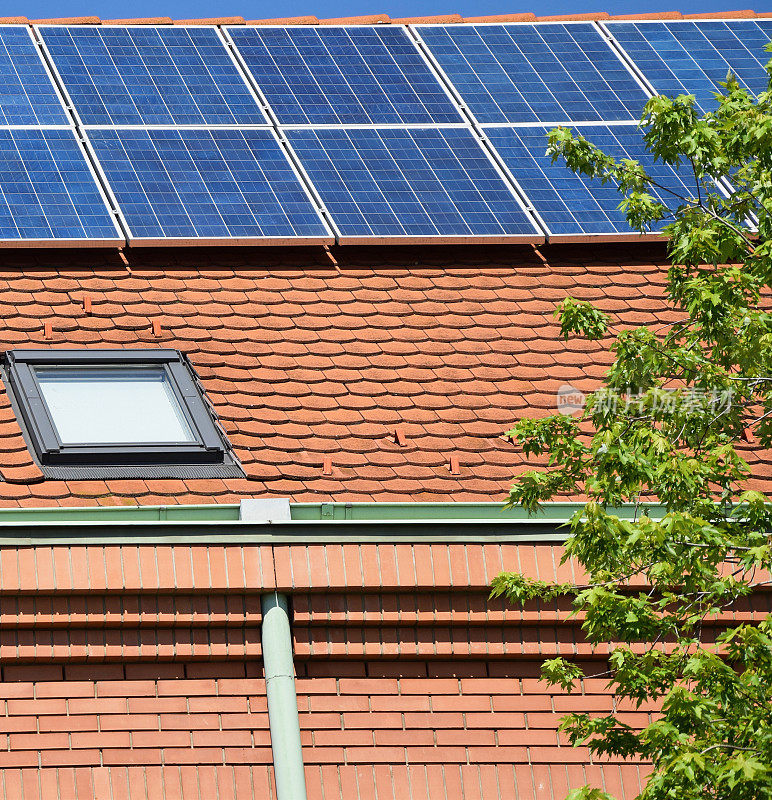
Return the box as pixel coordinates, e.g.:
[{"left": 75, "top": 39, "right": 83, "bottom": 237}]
[
  {"left": 1, "top": 9, "right": 768, "bottom": 24},
  {"left": 0, "top": 242, "right": 766, "bottom": 507}
]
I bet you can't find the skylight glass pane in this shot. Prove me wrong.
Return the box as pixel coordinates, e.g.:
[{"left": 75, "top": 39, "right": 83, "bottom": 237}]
[{"left": 35, "top": 367, "right": 195, "bottom": 445}]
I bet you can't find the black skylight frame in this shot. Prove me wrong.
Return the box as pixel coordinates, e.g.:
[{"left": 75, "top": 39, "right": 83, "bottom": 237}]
[{"left": 1, "top": 349, "right": 242, "bottom": 478}]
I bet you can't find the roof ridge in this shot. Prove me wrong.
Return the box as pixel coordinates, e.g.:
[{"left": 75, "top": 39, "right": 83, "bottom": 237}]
[{"left": 14, "top": 9, "right": 764, "bottom": 25}]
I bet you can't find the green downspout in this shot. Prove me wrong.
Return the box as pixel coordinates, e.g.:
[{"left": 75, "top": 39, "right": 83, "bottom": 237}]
[{"left": 261, "top": 592, "right": 308, "bottom": 800}]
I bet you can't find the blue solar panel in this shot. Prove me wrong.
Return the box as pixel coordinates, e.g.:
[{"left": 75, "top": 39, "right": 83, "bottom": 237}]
[
  {"left": 285, "top": 127, "right": 538, "bottom": 238},
  {"left": 416, "top": 23, "right": 651, "bottom": 124},
  {"left": 606, "top": 20, "right": 772, "bottom": 114},
  {"left": 227, "top": 25, "right": 463, "bottom": 125},
  {"left": 0, "top": 128, "right": 118, "bottom": 241},
  {"left": 486, "top": 124, "right": 702, "bottom": 236},
  {"left": 87, "top": 128, "right": 330, "bottom": 241},
  {"left": 39, "top": 25, "right": 267, "bottom": 126},
  {"left": 0, "top": 26, "right": 68, "bottom": 125}
]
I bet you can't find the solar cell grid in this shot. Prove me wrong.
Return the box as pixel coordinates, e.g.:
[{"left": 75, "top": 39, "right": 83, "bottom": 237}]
[
  {"left": 606, "top": 20, "right": 772, "bottom": 114},
  {"left": 0, "top": 26, "right": 68, "bottom": 125},
  {"left": 486, "top": 123, "right": 706, "bottom": 238},
  {"left": 0, "top": 128, "right": 119, "bottom": 242},
  {"left": 226, "top": 25, "right": 463, "bottom": 125},
  {"left": 286, "top": 126, "right": 539, "bottom": 240},
  {"left": 87, "top": 127, "right": 331, "bottom": 241},
  {"left": 416, "top": 23, "right": 651, "bottom": 124},
  {"left": 39, "top": 25, "right": 267, "bottom": 126}
]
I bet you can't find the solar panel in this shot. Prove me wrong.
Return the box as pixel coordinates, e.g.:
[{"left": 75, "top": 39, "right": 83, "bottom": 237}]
[
  {"left": 38, "top": 25, "right": 267, "bottom": 126},
  {"left": 415, "top": 23, "right": 651, "bottom": 124},
  {"left": 605, "top": 20, "right": 772, "bottom": 114},
  {"left": 485, "top": 124, "right": 703, "bottom": 238},
  {"left": 0, "top": 128, "right": 120, "bottom": 243},
  {"left": 285, "top": 127, "right": 540, "bottom": 240},
  {"left": 226, "top": 25, "right": 463, "bottom": 125},
  {"left": 0, "top": 26, "right": 68, "bottom": 125},
  {"left": 86, "top": 127, "right": 331, "bottom": 242}
]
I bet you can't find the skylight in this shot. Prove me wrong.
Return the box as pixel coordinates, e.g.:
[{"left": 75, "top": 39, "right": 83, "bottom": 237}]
[{"left": 1, "top": 349, "right": 241, "bottom": 479}]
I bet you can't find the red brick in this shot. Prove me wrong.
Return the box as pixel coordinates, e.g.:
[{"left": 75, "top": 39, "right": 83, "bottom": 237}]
[
  {"left": 40, "top": 749, "right": 101, "bottom": 767},
  {"left": 39, "top": 715, "right": 98, "bottom": 732},
  {"left": 295, "top": 678, "right": 337, "bottom": 696},
  {"left": 437, "top": 729, "right": 496, "bottom": 746},
  {"left": 0, "top": 717, "right": 37, "bottom": 733},
  {"left": 157, "top": 679, "right": 216, "bottom": 696},
  {"left": 0, "top": 683, "right": 33, "bottom": 699},
  {"left": 8, "top": 699, "right": 66, "bottom": 715},
  {"left": 216, "top": 678, "right": 260, "bottom": 695},
  {"left": 302, "top": 747, "right": 346, "bottom": 765},
  {"left": 129, "top": 697, "right": 187, "bottom": 713},
  {"left": 10, "top": 731, "right": 69, "bottom": 749},
  {"left": 499, "top": 729, "right": 556, "bottom": 746},
  {"left": 465, "top": 712, "right": 517, "bottom": 729},
  {"left": 493, "top": 695, "right": 552, "bottom": 712},
  {"left": 0, "top": 755, "right": 39, "bottom": 772},
  {"left": 431, "top": 695, "right": 491, "bottom": 712},
  {"left": 97, "top": 680, "right": 156, "bottom": 698},
  {"left": 371, "top": 696, "right": 430, "bottom": 712},
  {"left": 35, "top": 681, "right": 94, "bottom": 698},
  {"left": 342, "top": 712, "right": 402, "bottom": 729},
  {"left": 461, "top": 678, "right": 519, "bottom": 694},
  {"left": 69, "top": 697, "right": 127, "bottom": 715},
  {"left": 73, "top": 731, "right": 132, "bottom": 749},
  {"left": 400, "top": 678, "right": 458, "bottom": 694},
  {"left": 191, "top": 696, "right": 247, "bottom": 713},
  {"left": 339, "top": 679, "right": 397, "bottom": 695},
  {"left": 374, "top": 729, "right": 434, "bottom": 746},
  {"left": 403, "top": 712, "right": 464, "bottom": 729},
  {"left": 470, "top": 745, "right": 530, "bottom": 763},
  {"left": 102, "top": 748, "right": 165, "bottom": 766},
  {"left": 406, "top": 746, "right": 468, "bottom": 763},
  {"left": 554, "top": 694, "right": 614, "bottom": 712},
  {"left": 161, "top": 713, "right": 220, "bottom": 730},
  {"left": 313, "top": 729, "right": 374, "bottom": 746},
  {"left": 345, "top": 747, "right": 405, "bottom": 764},
  {"left": 310, "top": 696, "right": 369, "bottom": 713}
]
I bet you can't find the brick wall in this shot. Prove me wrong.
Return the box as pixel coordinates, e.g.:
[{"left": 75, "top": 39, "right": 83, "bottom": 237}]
[
  {"left": 0, "top": 663, "right": 273, "bottom": 798},
  {"left": 0, "top": 541, "right": 767, "bottom": 799},
  {"left": 0, "top": 544, "right": 274, "bottom": 798},
  {"left": 296, "top": 660, "right": 650, "bottom": 800}
]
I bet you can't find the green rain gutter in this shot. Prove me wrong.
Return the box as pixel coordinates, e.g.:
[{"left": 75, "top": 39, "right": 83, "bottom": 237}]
[{"left": 0, "top": 502, "right": 665, "bottom": 545}]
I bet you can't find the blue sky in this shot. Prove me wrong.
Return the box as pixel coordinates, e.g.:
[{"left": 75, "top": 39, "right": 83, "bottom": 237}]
[{"left": 14, "top": 0, "right": 772, "bottom": 21}]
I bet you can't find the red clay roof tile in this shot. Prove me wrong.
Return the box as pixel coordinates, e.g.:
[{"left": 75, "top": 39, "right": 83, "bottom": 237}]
[
  {"left": 463, "top": 13, "right": 538, "bottom": 22},
  {"left": 391, "top": 14, "right": 464, "bottom": 23},
  {"left": 173, "top": 16, "right": 245, "bottom": 24},
  {"left": 32, "top": 16, "right": 101, "bottom": 23},
  {"left": 537, "top": 12, "right": 612, "bottom": 20},
  {"left": 683, "top": 8, "right": 756, "bottom": 17},
  {"left": 317, "top": 14, "right": 391, "bottom": 24},
  {"left": 246, "top": 16, "right": 320, "bottom": 24},
  {"left": 104, "top": 17, "right": 174, "bottom": 23},
  {"left": 3, "top": 464, "right": 45, "bottom": 485},
  {"left": 609, "top": 11, "right": 684, "bottom": 18}
]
